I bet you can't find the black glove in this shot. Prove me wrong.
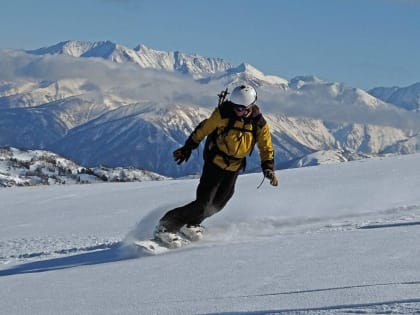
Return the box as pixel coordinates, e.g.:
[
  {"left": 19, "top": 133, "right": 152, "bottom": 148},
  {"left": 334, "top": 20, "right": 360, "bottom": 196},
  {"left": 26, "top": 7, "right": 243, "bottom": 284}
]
[
  {"left": 261, "top": 160, "right": 278, "bottom": 186},
  {"left": 173, "top": 137, "right": 198, "bottom": 165},
  {"left": 263, "top": 169, "right": 278, "bottom": 186},
  {"left": 173, "top": 146, "right": 191, "bottom": 165}
]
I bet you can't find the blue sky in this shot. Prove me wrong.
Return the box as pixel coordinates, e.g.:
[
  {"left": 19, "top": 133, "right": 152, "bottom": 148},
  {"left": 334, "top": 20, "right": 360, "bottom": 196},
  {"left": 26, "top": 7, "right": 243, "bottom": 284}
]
[{"left": 1, "top": 0, "right": 419, "bottom": 89}]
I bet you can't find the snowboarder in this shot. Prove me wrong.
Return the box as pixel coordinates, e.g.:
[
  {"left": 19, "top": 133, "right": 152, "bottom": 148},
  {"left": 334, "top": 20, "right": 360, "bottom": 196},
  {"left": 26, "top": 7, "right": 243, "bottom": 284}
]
[{"left": 154, "top": 84, "right": 278, "bottom": 247}]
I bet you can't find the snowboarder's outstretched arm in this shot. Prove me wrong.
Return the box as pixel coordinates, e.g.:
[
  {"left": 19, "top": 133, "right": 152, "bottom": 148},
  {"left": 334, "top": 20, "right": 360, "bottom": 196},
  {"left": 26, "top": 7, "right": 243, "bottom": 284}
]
[
  {"left": 173, "top": 108, "right": 222, "bottom": 165},
  {"left": 254, "top": 112, "right": 278, "bottom": 187}
]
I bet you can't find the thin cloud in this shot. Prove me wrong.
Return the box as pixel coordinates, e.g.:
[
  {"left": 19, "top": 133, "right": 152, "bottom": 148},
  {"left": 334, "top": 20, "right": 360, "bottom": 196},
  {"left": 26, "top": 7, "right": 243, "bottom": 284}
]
[
  {"left": 260, "top": 85, "right": 420, "bottom": 131},
  {"left": 1, "top": 49, "right": 419, "bottom": 131},
  {"left": 0, "top": 50, "right": 220, "bottom": 106}
]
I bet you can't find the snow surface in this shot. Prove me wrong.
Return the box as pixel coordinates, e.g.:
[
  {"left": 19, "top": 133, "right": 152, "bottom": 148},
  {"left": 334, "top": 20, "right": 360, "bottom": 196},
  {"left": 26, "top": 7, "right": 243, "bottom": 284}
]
[{"left": 1, "top": 154, "right": 420, "bottom": 314}]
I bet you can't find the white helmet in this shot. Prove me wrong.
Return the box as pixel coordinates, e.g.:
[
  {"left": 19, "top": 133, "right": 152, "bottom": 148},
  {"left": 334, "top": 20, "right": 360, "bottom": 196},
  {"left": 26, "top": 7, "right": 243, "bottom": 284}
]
[{"left": 230, "top": 85, "right": 257, "bottom": 107}]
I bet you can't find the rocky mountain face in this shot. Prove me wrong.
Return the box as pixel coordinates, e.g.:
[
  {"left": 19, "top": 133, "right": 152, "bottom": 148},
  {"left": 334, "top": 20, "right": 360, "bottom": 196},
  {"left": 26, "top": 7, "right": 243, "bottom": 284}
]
[
  {"left": 0, "top": 40, "right": 419, "bottom": 177},
  {"left": 369, "top": 82, "right": 420, "bottom": 112}
]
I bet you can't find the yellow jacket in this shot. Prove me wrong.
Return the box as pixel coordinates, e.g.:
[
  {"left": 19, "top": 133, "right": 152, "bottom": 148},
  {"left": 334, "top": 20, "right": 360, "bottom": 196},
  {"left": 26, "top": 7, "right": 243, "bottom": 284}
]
[{"left": 188, "top": 103, "right": 274, "bottom": 172}]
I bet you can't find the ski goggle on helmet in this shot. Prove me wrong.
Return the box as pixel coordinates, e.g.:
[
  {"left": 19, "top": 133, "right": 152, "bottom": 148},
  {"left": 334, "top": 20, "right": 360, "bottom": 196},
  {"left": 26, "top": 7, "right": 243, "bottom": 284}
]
[{"left": 230, "top": 85, "right": 257, "bottom": 111}]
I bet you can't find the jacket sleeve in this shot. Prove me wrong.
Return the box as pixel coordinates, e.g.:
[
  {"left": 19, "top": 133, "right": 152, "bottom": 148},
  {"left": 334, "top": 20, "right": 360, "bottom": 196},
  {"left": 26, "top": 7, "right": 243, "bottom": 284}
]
[
  {"left": 189, "top": 108, "right": 223, "bottom": 145},
  {"left": 256, "top": 117, "right": 275, "bottom": 168}
]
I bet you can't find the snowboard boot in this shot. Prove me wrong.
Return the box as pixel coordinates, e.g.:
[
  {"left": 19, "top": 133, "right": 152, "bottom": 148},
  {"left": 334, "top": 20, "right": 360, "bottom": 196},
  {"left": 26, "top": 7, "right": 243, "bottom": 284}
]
[
  {"left": 153, "top": 224, "right": 187, "bottom": 249},
  {"left": 180, "top": 224, "right": 205, "bottom": 242}
]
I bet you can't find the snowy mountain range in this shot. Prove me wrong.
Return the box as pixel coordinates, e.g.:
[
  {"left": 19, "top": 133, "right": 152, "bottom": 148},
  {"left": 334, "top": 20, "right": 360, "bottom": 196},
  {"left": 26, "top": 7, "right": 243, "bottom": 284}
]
[
  {"left": 27, "top": 40, "right": 233, "bottom": 79},
  {"left": 0, "top": 40, "right": 419, "bottom": 177}
]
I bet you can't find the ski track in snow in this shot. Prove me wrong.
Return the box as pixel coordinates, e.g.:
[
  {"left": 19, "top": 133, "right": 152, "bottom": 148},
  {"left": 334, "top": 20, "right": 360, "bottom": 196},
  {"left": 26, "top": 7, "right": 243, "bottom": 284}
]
[
  {"left": 2, "top": 203, "right": 419, "bottom": 266},
  {"left": 204, "top": 299, "right": 420, "bottom": 314},
  {"left": 204, "top": 203, "right": 420, "bottom": 243}
]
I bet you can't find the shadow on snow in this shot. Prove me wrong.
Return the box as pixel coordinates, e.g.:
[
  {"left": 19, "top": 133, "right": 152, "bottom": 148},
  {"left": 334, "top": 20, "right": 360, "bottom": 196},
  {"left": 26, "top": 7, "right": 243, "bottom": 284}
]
[
  {"left": 0, "top": 242, "right": 146, "bottom": 277},
  {"left": 0, "top": 242, "right": 149, "bottom": 277}
]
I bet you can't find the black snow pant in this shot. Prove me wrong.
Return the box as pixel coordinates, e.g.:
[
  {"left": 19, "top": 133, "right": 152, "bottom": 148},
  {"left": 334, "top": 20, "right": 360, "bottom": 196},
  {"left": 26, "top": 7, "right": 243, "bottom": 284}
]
[{"left": 159, "top": 162, "right": 239, "bottom": 232}]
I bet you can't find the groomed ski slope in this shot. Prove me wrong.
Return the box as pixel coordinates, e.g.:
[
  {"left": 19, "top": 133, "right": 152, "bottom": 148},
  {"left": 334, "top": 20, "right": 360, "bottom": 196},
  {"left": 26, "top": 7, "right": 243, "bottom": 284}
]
[{"left": 1, "top": 154, "right": 420, "bottom": 314}]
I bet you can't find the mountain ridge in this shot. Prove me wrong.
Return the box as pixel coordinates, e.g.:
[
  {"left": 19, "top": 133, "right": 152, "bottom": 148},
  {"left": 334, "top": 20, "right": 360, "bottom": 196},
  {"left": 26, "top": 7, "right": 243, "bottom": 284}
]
[
  {"left": 27, "top": 40, "right": 233, "bottom": 78},
  {"left": 369, "top": 82, "right": 420, "bottom": 112},
  {"left": 0, "top": 40, "right": 418, "bottom": 177}
]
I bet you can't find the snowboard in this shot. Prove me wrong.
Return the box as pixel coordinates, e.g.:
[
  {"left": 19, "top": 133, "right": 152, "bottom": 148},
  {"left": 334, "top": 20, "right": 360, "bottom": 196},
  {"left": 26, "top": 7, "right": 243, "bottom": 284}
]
[
  {"left": 134, "top": 239, "right": 172, "bottom": 255},
  {"left": 133, "top": 237, "right": 190, "bottom": 255}
]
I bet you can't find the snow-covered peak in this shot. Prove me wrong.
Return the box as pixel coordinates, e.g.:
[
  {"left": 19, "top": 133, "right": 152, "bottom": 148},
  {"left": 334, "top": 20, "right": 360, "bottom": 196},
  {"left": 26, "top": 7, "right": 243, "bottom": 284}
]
[
  {"left": 369, "top": 82, "right": 420, "bottom": 111},
  {"left": 286, "top": 77, "right": 391, "bottom": 110},
  {"left": 289, "top": 75, "right": 325, "bottom": 89},
  {"left": 343, "top": 87, "right": 387, "bottom": 109},
  {"left": 79, "top": 41, "right": 118, "bottom": 58},
  {"left": 26, "top": 40, "right": 115, "bottom": 58},
  {"left": 133, "top": 45, "right": 233, "bottom": 77},
  {"left": 133, "top": 44, "right": 152, "bottom": 52},
  {"left": 228, "top": 63, "right": 288, "bottom": 85},
  {"left": 206, "top": 62, "right": 288, "bottom": 88},
  {"left": 27, "top": 40, "right": 143, "bottom": 65},
  {"left": 228, "top": 63, "right": 259, "bottom": 74},
  {"left": 27, "top": 40, "right": 233, "bottom": 78},
  {"left": 227, "top": 63, "right": 264, "bottom": 78}
]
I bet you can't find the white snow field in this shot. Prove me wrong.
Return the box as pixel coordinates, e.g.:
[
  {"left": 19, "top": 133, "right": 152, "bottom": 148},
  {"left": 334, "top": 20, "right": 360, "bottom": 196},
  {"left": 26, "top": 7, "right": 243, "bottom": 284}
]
[{"left": 1, "top": 154, "right": 420, "bottom": 315}]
